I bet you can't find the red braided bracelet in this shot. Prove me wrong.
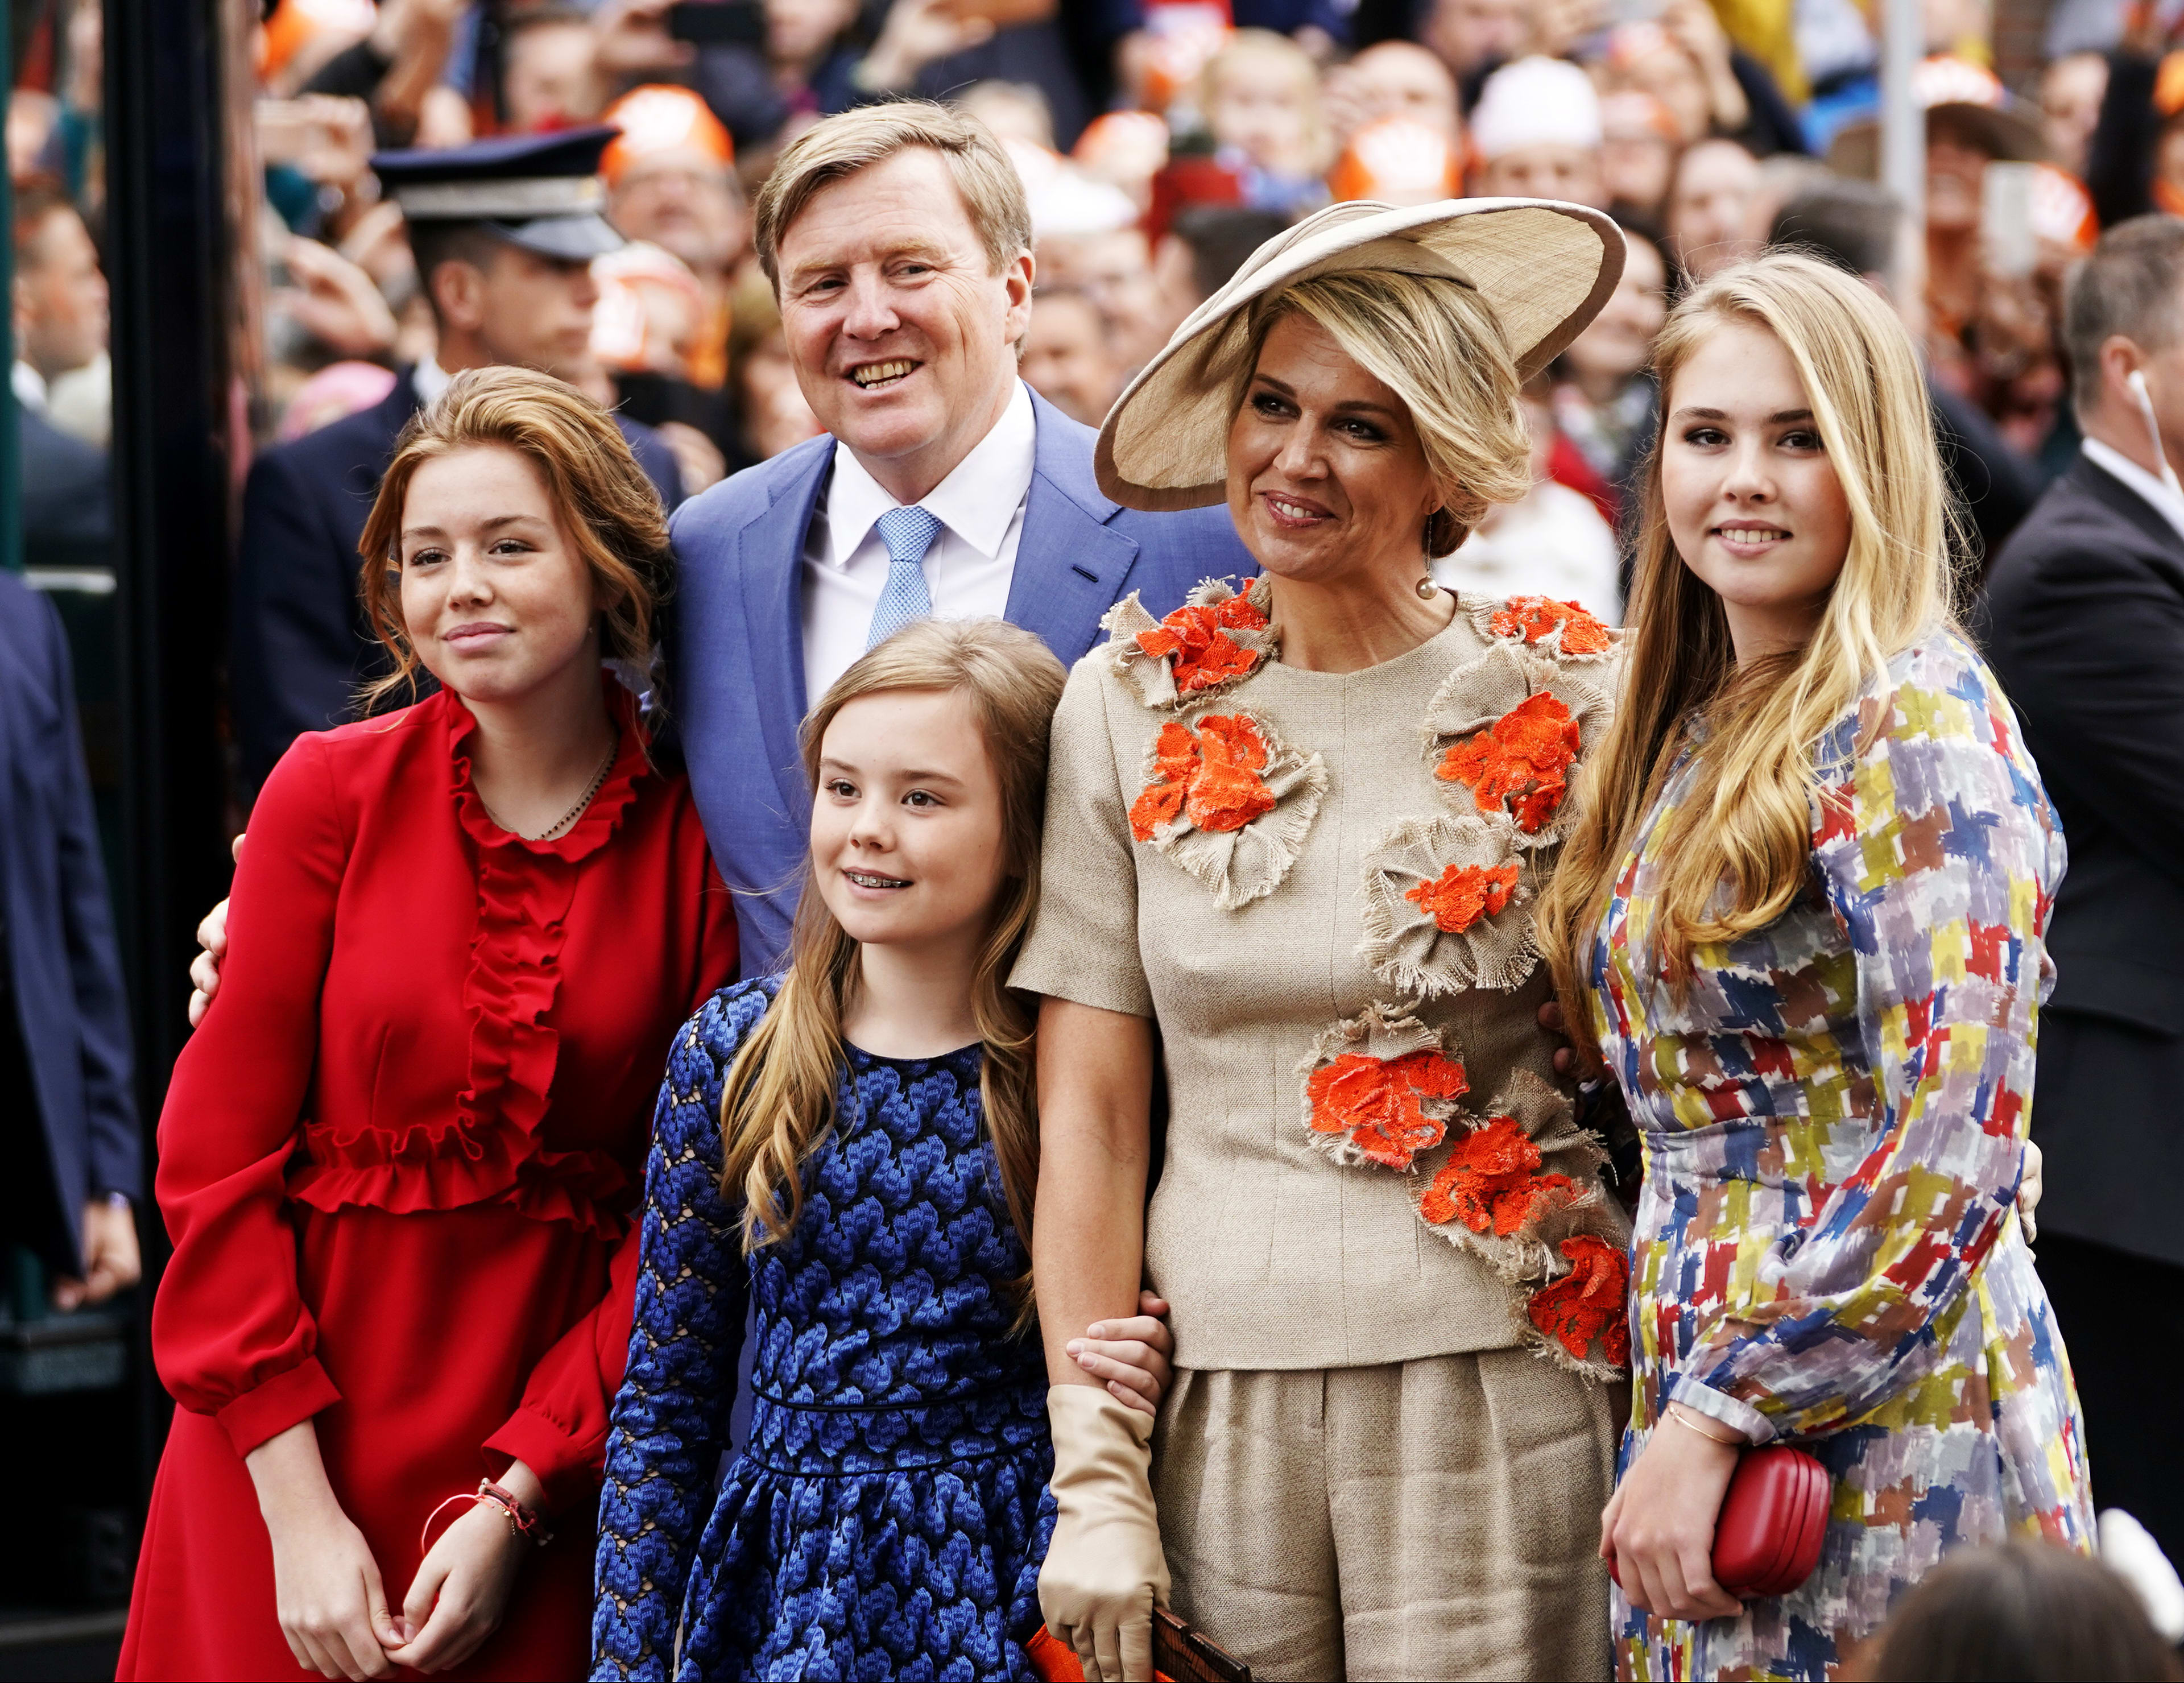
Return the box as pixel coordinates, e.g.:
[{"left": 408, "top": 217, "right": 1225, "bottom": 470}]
[{"left": 419, "top": 1479, "right": 554, "bottom": 1554}]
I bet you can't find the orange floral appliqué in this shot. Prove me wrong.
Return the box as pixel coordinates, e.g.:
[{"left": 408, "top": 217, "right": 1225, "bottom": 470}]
[
  {"left": 1526, "top": 1234, "right": 1631, "bottom": 1365},
  {"left": 1305, "top": 1049, "right": 1469, "bottom": 1171},
  {"left": 1127, "top": 714, "right": 1278, "bottom": 842},
  {"left": 1488, "top": 596, "right": 1612, "bottom": 656},
  {"left": 1405, "top": 861, "right": 1520, "bottom": 932},
  {"left": 1136, "top": 588, "right": 1269, "bottom": 694},
  {"left": 1436, "top": 691, "right": 1581, "bottom": 833},
  {"left": 1418, "top": 1115, "right": 1577, "bottom": 1235}
]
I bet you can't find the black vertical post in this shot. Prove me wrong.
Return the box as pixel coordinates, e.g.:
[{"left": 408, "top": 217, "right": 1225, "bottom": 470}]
[
  {"left": 102, "top": 0, "right": 233, "bottom": 1413},
  {"left": 2, "top": 6, "right": 20, "bottom": 579}
]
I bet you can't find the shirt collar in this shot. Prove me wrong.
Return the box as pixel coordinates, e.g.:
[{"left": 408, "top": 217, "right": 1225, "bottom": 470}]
[
  {"left": 412, "top": 355, "right": 453, "bottom": 408},
  {"left": 824, "top": 379, "right": 1037, "bottom": 570},
  {"left": 2083, "top": 436, "right": 2184, "bottom": 547}
]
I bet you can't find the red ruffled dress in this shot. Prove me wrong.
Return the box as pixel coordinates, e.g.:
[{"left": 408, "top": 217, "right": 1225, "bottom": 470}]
[{"left": 117, "top": 681, "right": 737, "bottom": 1681}]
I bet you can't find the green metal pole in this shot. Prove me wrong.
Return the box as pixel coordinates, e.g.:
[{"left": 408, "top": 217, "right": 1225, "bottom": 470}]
[{"left": 1, "top": 0, "right": 21, "bottom": 576}]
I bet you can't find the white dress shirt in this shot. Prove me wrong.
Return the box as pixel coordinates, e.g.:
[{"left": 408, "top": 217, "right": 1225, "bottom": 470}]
[
  {"left": 800, "top": 379, "right": 1036, "bottom": 698},
  {"left": 2083, "top": 436, "right": 2184, "bottom": 548},
  {"left": 411, "top": 354, "right": 453, "bottom": 407}
]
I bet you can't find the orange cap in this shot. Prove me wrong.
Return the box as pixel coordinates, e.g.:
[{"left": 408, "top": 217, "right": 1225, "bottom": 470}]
[
  {"left": 591, "top": 241, "right": 706, "bottom": 375},
  {"left": 2156, "top": 50, "right": 2184, "bottom": 118},
  {"left": 259, "top": 0, "right": 378, "bottom": 80},
  {"left": 2029, "top": 164, "right": 2098, "bottom": 251},
  {"left": 600, "top": 85, "right": 733, "bottom": 184},
  {"left": 1327, "top": 117, "right": 1461, "bottom": 206}
]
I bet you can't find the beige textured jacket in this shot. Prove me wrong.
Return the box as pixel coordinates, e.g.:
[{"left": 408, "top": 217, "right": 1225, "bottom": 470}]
[{"left": 1014, "top": 578, "right": 1633, "bottom": 1376}]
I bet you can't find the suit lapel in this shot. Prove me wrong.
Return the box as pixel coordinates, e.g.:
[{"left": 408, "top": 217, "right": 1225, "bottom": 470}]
[
  {"left": 1006, "top": 390, "right": 1142, "bottom": 667},
  {"left": 2071, "top": 454, "right": 2184, "bottom": 555},
  {"left": 740, "top": 440, "right": 834, "bottom": 818}
]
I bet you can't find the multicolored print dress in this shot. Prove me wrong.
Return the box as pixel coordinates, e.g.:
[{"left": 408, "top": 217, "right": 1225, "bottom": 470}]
[{"left": 1589, "top": 630, "right": 2096, "bottom": 1680}]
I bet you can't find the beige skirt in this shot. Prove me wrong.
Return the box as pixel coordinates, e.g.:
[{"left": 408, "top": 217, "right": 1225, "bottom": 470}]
[{"left": 1150, "top": 1350, "right": 1624, "bottom": 1682}]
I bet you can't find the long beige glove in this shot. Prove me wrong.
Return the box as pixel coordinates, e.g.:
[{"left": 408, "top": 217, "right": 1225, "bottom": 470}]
[{"left": 1039, "top": 1384, "right": 1170, "bottom": 1683}]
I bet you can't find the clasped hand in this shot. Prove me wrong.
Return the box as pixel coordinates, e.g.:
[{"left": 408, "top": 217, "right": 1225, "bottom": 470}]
[{"left": 253, "top": 1423, "right": 539, "bottom": 1680}]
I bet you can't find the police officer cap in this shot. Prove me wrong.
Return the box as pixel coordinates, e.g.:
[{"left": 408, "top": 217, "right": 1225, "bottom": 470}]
[{"left": 373, "top": 126, "right": 625, "bottom": 262}]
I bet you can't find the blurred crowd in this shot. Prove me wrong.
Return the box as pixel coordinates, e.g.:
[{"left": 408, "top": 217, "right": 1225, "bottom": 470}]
[{"left": 16, "top": 0, "right": 2184, "bottom": 609}]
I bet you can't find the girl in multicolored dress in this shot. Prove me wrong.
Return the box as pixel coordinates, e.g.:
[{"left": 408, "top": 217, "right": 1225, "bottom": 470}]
[
  {"left": 1540, "top": 251, "right": 2097, "bottom": 1679},
  {"left": 590, "top": 619, "right": 1177, "bottom": 1681}
]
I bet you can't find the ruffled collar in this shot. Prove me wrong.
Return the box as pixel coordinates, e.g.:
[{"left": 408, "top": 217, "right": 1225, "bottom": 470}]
[{"left": 444, "top": 673, "right": 650, "bottom": 864}]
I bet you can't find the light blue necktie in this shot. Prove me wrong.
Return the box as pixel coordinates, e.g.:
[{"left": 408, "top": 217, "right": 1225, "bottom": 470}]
[{"left": 864, "top": 505, "right": 941, "bottom": 650}]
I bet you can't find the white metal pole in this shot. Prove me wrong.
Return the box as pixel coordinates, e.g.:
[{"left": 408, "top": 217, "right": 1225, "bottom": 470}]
[{"left": 1881, "top": 0, "right": 1925, "bottom": 302}]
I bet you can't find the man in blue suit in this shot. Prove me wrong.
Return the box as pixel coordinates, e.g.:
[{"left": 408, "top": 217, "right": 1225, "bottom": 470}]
[
  {"left": 670, "top": 102, "right": 1251, "bottom": 974},
  {"left": 191, "top": 102, "right": 1249, "bottom": 1000},
  {"left": 0, "top": 570, "right": 140, "bottom": 1311},
  {"left": 230, "top": 128, "right": 685, "bottom": 789}
]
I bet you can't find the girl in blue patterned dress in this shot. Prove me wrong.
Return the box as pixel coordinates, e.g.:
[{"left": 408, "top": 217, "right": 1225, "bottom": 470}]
[
  {"left": 1540, "top": 253, "right": 2095, "bottom": 1680},
  {"left": 590, "top": 619, "right": 1177, "bottom": 1681}
]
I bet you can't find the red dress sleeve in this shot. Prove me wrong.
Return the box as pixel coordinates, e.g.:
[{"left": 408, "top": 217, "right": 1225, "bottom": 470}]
[
  {"left": 483, "top": 853, "right": 740, "bottom": 1510},
  {"left": 151, "top": 737, "right": 351, "bottom": 1455}
]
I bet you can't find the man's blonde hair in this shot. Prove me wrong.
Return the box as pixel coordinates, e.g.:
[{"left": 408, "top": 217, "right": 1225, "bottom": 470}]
[
  {"left": 1227, "top": 268, "right": 1533, "bottom": 551},
  {"left": 752, "top": 100, "right": 1033, "bottom": 286}
]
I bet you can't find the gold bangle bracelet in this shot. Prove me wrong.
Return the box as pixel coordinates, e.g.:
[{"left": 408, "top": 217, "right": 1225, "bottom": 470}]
[{"left": 1665, "top": 1403, "right": 1744, "bottom": 1446}]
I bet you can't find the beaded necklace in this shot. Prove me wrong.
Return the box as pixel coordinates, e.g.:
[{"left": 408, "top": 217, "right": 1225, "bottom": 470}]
[{"left": 480, "top": 735, "right": 618, "bottom": 841}]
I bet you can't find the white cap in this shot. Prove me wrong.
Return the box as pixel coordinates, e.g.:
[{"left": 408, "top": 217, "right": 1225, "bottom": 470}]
[{"left": 1469, "top": 56, "right": 1603, "bottom": 162}]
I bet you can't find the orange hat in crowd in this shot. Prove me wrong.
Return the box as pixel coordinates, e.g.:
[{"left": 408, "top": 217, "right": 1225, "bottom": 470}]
[
  {"left": 592, "top": 241, "right": 706, "bottom": 376},
  {"left": 1328, "top": 117, "right": 1462, "bottom": 205},
  {"left": 2030, "top": 162, "right": 2098, "bottom": 251},
  {"left": 600, "top": 85, "right": 733, "bottom": 185},
  {"left": 258, "top": 0, "right": 377, "bottom": 79}
]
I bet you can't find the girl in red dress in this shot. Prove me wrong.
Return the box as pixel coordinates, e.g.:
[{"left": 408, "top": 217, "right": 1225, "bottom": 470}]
[{"left": 118, "top": 367, "right": 737, "bottom": 1682}]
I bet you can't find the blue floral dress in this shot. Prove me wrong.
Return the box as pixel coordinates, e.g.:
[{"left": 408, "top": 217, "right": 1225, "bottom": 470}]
[
  {"left": 590, "top": 978, "right": 1053, "bottom": 1681},
  {"left": 1589, "top": 633, "right": 2096, "bottom": 1680}
]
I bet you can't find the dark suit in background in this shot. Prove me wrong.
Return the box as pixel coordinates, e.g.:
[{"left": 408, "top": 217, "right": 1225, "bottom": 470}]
[
  {"left": 1982, "top": 452, "right": 2184, "bottom": 1568},
  {"left": 16, "top": 410, "right": 111, "bottom": 572},
  {"left": 0, "top": 570, "right": 139, "bottom": 1274},
  {"left": 230, "top": 369, "right": 685, "bottom": 790}
]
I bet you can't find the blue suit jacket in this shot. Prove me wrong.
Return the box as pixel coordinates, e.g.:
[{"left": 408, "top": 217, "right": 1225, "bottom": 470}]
[
  {"left": 0, "top": 572, "right": 139, "bottom": 1267},
  {"left": 231, "top": 369, "right": 685, "bottom": 789},
  {"left": 669, "top": 387, "right": 1251, "bottom": 975}
]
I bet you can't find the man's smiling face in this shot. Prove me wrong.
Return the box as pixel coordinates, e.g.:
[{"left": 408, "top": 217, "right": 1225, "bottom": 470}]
[{"left": 774, "top": 147, "right": 1033, "bottom": 501}]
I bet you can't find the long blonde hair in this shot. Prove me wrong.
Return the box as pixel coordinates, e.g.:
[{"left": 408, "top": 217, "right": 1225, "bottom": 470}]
[
  {"left": 1540, "top": 253, "right": 1959, "bottom": 1037},
  {"left": 719, "top": 619, "right": 1066, "bottom": 1301}
]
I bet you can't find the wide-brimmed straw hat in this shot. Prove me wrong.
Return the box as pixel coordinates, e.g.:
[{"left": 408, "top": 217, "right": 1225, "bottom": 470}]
[{"left": 1094, "top": 197, "right": 1625, "bottom": 512}]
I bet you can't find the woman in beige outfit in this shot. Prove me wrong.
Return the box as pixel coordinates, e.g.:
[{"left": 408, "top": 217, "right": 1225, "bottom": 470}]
[{"left": 1014, "top": 200, "right": 1636, "bottom": 1683}]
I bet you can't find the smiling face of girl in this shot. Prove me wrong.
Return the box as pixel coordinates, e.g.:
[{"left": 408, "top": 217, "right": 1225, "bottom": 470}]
[
  {"left": 1224, "top": 309, "right": 1441, "bottom": 590},
  {"left": 810, "top": 687, "right": 1010, "bottom": 957},
  {"left": 1659, "top": 319, "right": 1852, "bottom": 661},
  {"left": 397, "top": 444, "right": 605, "bottom": 705}
]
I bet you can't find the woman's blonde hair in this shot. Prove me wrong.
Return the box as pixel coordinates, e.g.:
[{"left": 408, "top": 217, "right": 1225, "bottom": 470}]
[
  {"left": 356, "top": 366, "right": 672, "bottom": 716},
  {"left": 1539, "top": 252, "right": 1959, "bottom": 1037},
  {"left": 1231, "top": 269, "right": 1533, "bottom": 553},
  {"left": 718, "top": 618, "right": 1066, "bottom": 1308}
]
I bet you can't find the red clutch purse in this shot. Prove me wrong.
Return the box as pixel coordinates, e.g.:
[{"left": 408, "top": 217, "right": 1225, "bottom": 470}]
[{"left": 1611, "top": 1442, "right": 1830, "bottom": 1602}]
